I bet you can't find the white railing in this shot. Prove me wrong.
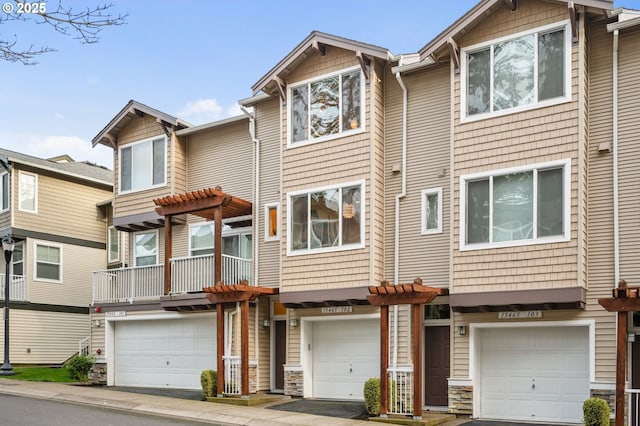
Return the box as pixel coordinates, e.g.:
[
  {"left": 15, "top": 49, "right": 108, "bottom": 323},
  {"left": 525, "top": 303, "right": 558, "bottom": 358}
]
[
  {"left": 0, "top": 274, "right": 27, "bottom": 301},
  {"left": 223, "top": 355, "right": 241, "bottom": 395},
  {"left": 387, "top": 366, "right": 414, "bottom": 416},
  {"left": 171, "top": 254, "right": 252, "bottom": 293},
  {"left": 221, "top": 255, "right": 252, "bottom": 285},
  {"left": 92, "top": 264, "right": 164, "bottom": 303},
  {"left": 79, "top": 336, "right": 90, "bottom": 356},
  {"left": 628, "top": 388, "right": 640, "bottom": 426}
]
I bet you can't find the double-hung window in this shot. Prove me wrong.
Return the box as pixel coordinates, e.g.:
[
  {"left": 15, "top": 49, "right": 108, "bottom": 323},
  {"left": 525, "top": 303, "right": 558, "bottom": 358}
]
[
  {"left": 190, "top": 223, "right": 214, "bottom": 257},
  {"left": 0, "top": 172, "right": 8, "bottom": 212},
  {"left": 289, "top": 66, "right": 364, "bottom": 146},
  {"left": 18, "top": 171, "right": 37, "bottom": 213},
  {"left": 462, "top": 22, "right": 570, "bottom": 121},
  {"left": 119, "top": 136, "right": 166, "bottom": 193},
  {"left": 460, "top": 159, "right": 570, "bottom": 250},
  {"left": 35, "top": 242, "right": 62, "bottom": 282},
  {"left": 134, "top": 230, "right": 158, "bottom": 266},
  {"left": 288, "top": 182, "right": 364, "bottom": 254}
]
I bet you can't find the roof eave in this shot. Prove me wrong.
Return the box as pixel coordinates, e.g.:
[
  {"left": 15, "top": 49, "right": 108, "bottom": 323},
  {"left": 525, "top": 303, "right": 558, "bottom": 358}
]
[
  {"left": 175, "top": 115, "right": 248, "bottom": 137},
  {"left": 8, "top": 157, "right": 113, "bottom": 187}
]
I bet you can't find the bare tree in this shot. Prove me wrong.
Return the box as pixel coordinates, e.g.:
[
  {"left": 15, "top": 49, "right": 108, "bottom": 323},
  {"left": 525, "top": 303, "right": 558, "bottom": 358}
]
[{"left": 0, "top": 0, "right": 127, "bottom": 65}]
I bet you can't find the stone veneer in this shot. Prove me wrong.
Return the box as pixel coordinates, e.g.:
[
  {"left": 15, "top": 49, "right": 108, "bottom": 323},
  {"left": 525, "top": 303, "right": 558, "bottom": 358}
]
[
  {"left": 89, "top": 361, "right": 107, "bottom": 385},
  {"left": 249, "top": 364, "right": 257, "bottom": 394},
  {"left": 591, "top": 388, "right": 616, "bottom": 419},
  {"left": 449, "top": 385, "right": 473, "bottom": 414},
  {"left": 284, "top": 369, "right": 304, "bottom": 397}
]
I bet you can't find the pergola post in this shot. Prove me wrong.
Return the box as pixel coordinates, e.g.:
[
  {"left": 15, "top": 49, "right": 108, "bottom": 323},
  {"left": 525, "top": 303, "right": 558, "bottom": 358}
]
[
  {"left": 379, "top": 304, "right": 389, "bottom": 417},
  {"left": 163, "top": 215, "right": 172, "bottom": 295},
  {"left": 616, "top": 309, "right": 627, "bottom": 426},
  {"left": 241, "top": 299, "right": 250, "bottom": 397},
  {"left": 213, "top": 205, "right": 222, "bottom": 285},
  {"left": 412, "top": 303, "right": 423, "bottom": 419},
  {"left": 216, "top": 303, "right": 225, "bottom": 397}
]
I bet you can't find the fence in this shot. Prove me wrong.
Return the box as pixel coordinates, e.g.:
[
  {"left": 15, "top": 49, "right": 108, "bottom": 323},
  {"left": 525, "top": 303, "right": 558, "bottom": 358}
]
[{"left": 223, "top": 355, "right": 241, "bottom": 395}]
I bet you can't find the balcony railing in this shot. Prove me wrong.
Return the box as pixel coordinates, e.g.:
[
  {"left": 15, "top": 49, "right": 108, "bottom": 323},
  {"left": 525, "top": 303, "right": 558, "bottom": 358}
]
[
  {"left": 0, "top": 274, "right": 27, "bottom": 302},
  {"left": 92, "top": 255, "right": 252, "bottom": 303},
  {"left": 387, "top": 366, "right": 414, "bottom": 416}
]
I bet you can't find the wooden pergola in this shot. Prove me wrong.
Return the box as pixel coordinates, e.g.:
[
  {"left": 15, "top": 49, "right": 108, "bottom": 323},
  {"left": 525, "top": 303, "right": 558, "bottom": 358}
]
[
  {"left": 598, "top": 279, "right": 640, "bottom": 426},
  {"left": 368, "top": 278, "right": 447, "bottom": 418}
]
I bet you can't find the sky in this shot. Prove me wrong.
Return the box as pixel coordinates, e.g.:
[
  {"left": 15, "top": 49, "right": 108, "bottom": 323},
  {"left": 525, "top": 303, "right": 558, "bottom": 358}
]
[{"left": 1, "top": 0, "right": 638, "bottom": 170}]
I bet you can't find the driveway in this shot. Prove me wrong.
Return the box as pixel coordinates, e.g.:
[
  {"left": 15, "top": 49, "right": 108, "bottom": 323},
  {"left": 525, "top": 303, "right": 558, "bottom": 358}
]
[{"left": 267, "top": 398, "right": 368, "bottom": 420}]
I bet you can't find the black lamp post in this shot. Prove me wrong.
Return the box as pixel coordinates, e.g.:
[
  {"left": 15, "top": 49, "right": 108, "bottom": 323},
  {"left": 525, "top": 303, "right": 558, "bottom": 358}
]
[{"left": 1, "top": 237, "right": 14, "bottom": 376}]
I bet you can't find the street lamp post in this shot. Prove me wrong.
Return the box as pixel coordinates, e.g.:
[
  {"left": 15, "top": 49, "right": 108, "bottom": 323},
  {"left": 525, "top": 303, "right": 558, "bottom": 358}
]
[{"left": 1, "top": 237, "right": 14, "bottom": 376}]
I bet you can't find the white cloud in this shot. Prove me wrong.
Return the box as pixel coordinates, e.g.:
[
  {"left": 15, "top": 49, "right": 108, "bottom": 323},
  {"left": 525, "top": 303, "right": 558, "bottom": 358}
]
[{"left": 178, "top": 98, "right": 245, "bottom": 125}]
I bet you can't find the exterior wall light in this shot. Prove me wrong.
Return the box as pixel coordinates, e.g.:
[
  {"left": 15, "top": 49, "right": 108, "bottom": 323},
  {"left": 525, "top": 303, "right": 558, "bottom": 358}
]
[
  {"left": 263, "top": 319, "right": 270, "bottom": 328},
  {"left": 457, "top": 325, "right": 467, "bottom": 336},
  {"left": 290, "top": 318, "right": 298, "bottom": 328}
]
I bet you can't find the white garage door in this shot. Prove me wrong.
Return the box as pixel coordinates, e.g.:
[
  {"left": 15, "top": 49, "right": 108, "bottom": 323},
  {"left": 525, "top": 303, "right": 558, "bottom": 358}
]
[
  {"left": 114, "top": 315, "right": 216, "bottom": 389},
  {"left": 479, "top": 326, "right": 589, "bottom": 423},
  {"left": 312, "top": 319, "right": 379, "bottom": 400}
]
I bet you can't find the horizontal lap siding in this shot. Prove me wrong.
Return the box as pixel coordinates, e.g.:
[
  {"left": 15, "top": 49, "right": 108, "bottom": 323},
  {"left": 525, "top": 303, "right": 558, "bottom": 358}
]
[{"left": 371, "top": 61, "right": 386, "bottom": 285}]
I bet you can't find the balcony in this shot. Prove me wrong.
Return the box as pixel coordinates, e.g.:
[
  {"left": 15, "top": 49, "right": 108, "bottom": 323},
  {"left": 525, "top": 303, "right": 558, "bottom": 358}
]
[
  {"left": 0, "top": 274, "right": 27, "bottom": 302},
  {"left": 92, "top": 254, "right": 252, "bottom": 304}
]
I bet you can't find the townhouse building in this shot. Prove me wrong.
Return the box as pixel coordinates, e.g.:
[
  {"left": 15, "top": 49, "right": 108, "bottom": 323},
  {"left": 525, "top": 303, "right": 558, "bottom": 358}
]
[
  {"left": 87, "top": 0, "right": 640, "bottom": 424},
  {"left": 0, "top": 149, "right": 112, "bottom": 364}
]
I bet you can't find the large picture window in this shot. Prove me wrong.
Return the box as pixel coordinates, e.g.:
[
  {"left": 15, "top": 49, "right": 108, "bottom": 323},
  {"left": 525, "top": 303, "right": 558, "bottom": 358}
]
[
  {"left": 462, "top": 22, "right": 570, "bottom": 120},
  {"left": 289, "top": 67, "right": 364, "bottom": 146},
  {"left": 35, "top": 242, "right": 61, "bottom": 282},
  {"left": 288, "top": 182, "right": 364, "bottom": 254},
  {"left": 134, "top": 230, "right": 158, "bottom": 266},
  {"left": 119, "top": 136, "right": 166, "bottom": 193},
  {"left": 460, "top": 159, "right": 570, "bottom": 250}
]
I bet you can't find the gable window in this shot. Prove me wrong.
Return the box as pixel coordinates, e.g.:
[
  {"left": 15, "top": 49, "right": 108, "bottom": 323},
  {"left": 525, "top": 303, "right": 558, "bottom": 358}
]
[
  {"left": 0, "top": 172, "right": 8, "bottom": 211},
  {"left": 462, "top": 22, "right": 570, "bottom": 121},
  {"left": 421, "top": 188, "right": 443, "bottom": 235},
  {"left": 460, "top": 159, "right": 570, "bottom": 250},
  {"left": 35, "top": 242, "right": 61, "bottom": 282},
  {"left": 18, "top": 171, "right": 37, "bottom": 212},
  {"left": 108, "top": 226, "right": 120, "bottom": 263},
  {"left": 289, "top": 66, "right": 364, "bottom": 146},
  {"left": 190, "top": 223, "right": 214, "bottom": 257},
  {"left": 119, "top": 136, "right": 166, "bottom": 193},
  {"left": 288, "top": 182, "right": 364, "bottom": 254},
  {"left": 134, "top": 230, "right": 158, "bottom": 266},
  {"left": 264, "top": 203, "right": 280, "bottom": 241}
]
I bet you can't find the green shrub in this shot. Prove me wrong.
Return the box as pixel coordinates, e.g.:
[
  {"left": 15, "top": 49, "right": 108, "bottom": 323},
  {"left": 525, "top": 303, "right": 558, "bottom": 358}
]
[
  {"left": 364, "top": 378, "right": 380, "bottom": 416},
  {"left": 583, "top": 397, "right": 610, "bottom": 426},
  {"left": 65, "top": 354, "right": 95, "bottom": 383},
  {"left": 200, "top": 370, "right": 217, "bottom": 398}
]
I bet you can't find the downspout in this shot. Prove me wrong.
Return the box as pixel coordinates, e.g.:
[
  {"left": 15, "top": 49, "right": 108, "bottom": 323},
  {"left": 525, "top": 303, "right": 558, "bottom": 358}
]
[
  {"left": 394, "top": 71, "right": 408, "bottom": 371},
  {"left": 612, "top": 29, "right": 620, "bottom": 287}
]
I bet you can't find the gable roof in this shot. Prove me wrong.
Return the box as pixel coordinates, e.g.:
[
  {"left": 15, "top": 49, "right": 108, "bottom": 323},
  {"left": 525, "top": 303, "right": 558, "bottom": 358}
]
[
  {"left": 92, "top": 100, "right": 191, "bottom": 148},
  {"left": 251, "top": 31, "right": 393, "bottom": 96},
  {"left": 0, "top": 148, "right": 113, "bottom": 187}
]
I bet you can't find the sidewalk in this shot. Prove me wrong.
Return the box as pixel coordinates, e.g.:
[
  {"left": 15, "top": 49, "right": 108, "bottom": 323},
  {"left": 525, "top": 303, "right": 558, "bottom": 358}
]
[{"left": 0, "top": 379, "right": 369, "bottom": 425}]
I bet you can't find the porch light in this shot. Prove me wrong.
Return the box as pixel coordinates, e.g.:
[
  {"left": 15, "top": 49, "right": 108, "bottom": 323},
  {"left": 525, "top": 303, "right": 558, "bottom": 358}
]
[
  {"left": 457, "top": 325, "right": 467, "bottom": 336},
  {"left": 290, "top": 318, "right": 298, "bottom": 328},
  {"left": 263, "top": 319, "right": 270, "bottom": 328}
]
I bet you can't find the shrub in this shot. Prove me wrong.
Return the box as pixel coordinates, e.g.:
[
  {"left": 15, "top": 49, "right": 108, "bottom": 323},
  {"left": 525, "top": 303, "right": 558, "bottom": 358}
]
[
  {"left": 583, "top": 397, "right": 610, "bottom": 426},
  {"left": 200, "top": 370, "right": 217, "bottom": 398},
  {"left": 364, "top": 377, "right": 380, "bottom": 416},
  {"left": 66, "top": 354, "right": 95, "bottom": 383}
]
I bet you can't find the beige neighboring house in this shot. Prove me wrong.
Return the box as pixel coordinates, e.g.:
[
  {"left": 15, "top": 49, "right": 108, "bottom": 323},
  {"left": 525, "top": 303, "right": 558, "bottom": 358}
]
[{"left": 0, "top": 148, "right": 112, "bottom": 364}]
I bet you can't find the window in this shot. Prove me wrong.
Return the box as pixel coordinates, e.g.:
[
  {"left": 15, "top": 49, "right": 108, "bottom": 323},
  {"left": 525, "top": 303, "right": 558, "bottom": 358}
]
[
  {"left": 288, "top": 182, "right": 364, "bottom": 254},
  {"left": 190, "top": 223, "right": 214, "bottom": 257},
  {"left": 119, "top": 136, "right": 166, "bottom": 193},
  {"left": 223, "top": 229, "right": 252, "bottom": 259},
  {"left": 462, "top": 22, "right": 570, "bottom": 120},
  {"left": 264, "top": 203, "right": 280, "bottom": 241},
  {"left": 0, "top": 172, "right": 8, "bottom": 211},
  {"left": 134, "top": 230, "right": 158, "bottom": 266},
  {"left": 18, "top": 171, "right": 37, "bottom": 212},
  {"left": 289, "top": 67, "right": 364, "bottom": 146},
  {"left": 108, "top": 226, "right": 120, "bottom": 263},
  {"left": 12, "top": 242, "right": 23, "bottom": 276},
  {"left": 460, "top": 159, "right": 570, "bottom": 250},
  {"left": 35, "top": 242, "right": 61, "bottom": 282},
  {"left": 421, "top": 188, "right": 443, "bottom": 235}
]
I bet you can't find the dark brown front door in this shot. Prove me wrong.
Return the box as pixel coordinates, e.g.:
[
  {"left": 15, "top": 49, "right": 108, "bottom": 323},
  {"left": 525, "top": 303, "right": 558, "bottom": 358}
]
[
  {"left": 274, "top": 320, "right": 286, "bottom": 390},
  {"left": 424, "top": 326, "right": 450, "bottom": 406}
]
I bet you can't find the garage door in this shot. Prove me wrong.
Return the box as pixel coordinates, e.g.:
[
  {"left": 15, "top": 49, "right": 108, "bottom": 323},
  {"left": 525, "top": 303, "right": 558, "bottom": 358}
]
[
  {"left": 114, "top": 315, "right": 216, "bottom": 389},
  {"left": 479, "top": 326, "right": 589, "bottom": 423},
  {"left": 312, "top": 319, "right": 379, "bottom": 400}
]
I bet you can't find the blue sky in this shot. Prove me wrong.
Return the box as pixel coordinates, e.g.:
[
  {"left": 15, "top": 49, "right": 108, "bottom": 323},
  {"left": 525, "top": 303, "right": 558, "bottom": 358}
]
[{"left": 1, "top": 0, "right": 638, "bottom": 169}]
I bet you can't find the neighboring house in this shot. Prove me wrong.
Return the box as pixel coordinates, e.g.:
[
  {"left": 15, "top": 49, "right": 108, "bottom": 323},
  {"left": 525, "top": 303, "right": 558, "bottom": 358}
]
[
  {"left": 0, "top": 148, "right": 112, "bottom": 364},
  {"left": 87, "top": 0, "right": 640, "bottom": 424}
]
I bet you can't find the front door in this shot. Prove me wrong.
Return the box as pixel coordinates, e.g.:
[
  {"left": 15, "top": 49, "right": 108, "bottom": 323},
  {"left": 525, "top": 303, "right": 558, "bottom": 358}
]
[
  {"left": 424, "top": 325, "right": 450, "bottom": 406},
  {"left": 274, "top": 320, "right": 286, "bottom": 390}
]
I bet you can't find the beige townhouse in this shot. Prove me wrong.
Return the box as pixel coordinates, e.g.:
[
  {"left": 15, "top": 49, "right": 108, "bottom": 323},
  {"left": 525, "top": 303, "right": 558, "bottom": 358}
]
[{"left": 0, "top": 149, "right": 112, "bottom": 364}]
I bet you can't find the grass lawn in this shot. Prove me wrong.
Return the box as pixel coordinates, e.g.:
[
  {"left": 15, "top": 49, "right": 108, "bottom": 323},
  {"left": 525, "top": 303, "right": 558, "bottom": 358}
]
[{"left": 0, "top": 366, "right": 74, "bottom": 382}]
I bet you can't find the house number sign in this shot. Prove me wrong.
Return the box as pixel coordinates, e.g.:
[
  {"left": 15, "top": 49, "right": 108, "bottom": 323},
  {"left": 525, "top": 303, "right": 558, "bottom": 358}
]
[
  {"left": 106, "top": 311, "right": 126, "bottom": 318},
  {"left": 321, "top": 306, "right": 352, "bottom": 314},
  {"left": 497, "top": 310, "right": 542, "bottom": 320}
]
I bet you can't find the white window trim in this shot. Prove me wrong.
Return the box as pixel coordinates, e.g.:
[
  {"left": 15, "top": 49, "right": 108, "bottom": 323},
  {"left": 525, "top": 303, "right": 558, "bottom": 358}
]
[
  {"left": 286, "top": 180, "right": 365, "bottom": 256},
  {"left": 0, "top": 172, "right": 9, "bottom": 212},
  {"left": 286, "top": 65, "right": 366, "bottom": 148},
  {"left": 460, "top": 20, "right": 572, "bottom": 123},
  {"left": 188, "top": 221, "right": 214, "bottom": 256},
  {"left": 133, "top": 229, "right": 159, "bottom": 267},
  {"left": 459, "top": 158, "right": 571, "bottom": 251},
  {"left": 421, "top": 187, "right": 443, "bottom": 235},
  {"left": 107, "top": 226, "right": 120, "bottom": 263},
  {"left": 118, "top": 135, "right": 168, "bottom": 195},
  {"left": 18, "top": 171, "right": 38, "bottom": 213},
  {"left": 33, "top": 240, "right": 62, "bottom": 283},
  {"left": 264, "top": 202, "right": 280, "bottom": 242}
]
